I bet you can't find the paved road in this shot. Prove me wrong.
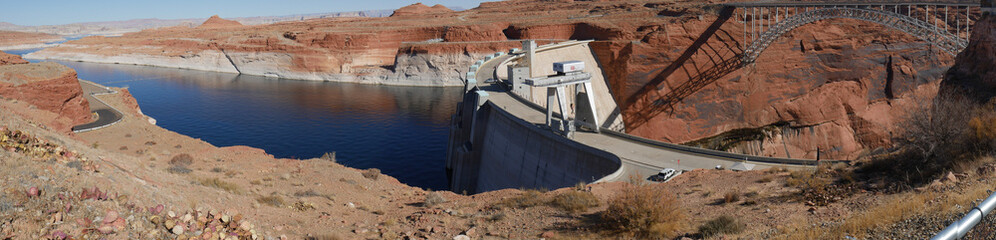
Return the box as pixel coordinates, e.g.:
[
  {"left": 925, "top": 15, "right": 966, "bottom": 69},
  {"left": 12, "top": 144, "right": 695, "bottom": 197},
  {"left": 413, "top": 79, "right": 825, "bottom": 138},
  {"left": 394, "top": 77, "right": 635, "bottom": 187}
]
[
  {"left": 473, "top": 41, "right": 817, "bottom": 182},
  {"left": 72, "top": 80, "right": 123, "bottom": 133}
]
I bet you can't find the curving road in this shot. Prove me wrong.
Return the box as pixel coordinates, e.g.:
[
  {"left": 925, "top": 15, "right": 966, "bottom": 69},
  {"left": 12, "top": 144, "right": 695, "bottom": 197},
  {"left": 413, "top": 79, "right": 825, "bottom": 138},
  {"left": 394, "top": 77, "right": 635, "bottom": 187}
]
[
  {"left": 472, "top": 41, "right": 821, "bottom": 182},
  {"left": 72, "top": 80, "right": 124, "bottom": 133}
]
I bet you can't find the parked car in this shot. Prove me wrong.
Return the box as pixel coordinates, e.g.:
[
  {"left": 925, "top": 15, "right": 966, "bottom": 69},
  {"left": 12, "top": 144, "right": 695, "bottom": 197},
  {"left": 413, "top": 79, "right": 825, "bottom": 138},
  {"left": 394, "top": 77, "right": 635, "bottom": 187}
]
[{"left": 648, "top": 168, "right": 679, "bottom": 182}]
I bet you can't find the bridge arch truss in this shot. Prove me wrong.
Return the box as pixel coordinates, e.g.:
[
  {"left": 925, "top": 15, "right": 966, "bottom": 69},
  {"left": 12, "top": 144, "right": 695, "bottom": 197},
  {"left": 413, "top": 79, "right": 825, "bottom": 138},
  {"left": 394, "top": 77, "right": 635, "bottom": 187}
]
[{"left": 733, "top": 2, "right": 980, "bottom": 61}]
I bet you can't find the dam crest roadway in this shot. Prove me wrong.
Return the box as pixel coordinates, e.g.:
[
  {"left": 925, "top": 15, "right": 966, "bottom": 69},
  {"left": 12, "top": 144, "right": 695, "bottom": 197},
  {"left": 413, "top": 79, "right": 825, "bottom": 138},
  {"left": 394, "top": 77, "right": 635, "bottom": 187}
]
[{"left": 445, "top": 1, "right": 983, "bottom": 194}]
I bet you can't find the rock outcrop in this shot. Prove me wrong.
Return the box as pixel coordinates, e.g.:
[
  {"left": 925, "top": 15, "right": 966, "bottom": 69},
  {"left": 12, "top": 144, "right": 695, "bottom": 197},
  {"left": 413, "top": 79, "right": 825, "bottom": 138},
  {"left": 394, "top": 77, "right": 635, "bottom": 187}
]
[
  {"left": 0, "top": 50, "right": 27, "bottom": 65},
  {"left": 0, "top": 62, "right": 91, "bottom": 132},
  {"left": 390, "top": 3, "right": 453, "bottom": 17},
  {"left": 942, "top": 15, "right": 996, "bottom": 101}
]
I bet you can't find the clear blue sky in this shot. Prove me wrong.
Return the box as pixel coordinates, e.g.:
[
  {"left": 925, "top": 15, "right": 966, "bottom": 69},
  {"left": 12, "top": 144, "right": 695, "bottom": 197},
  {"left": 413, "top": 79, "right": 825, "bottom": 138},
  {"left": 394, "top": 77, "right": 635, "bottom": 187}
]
[{"left": 1, "top": 0, "right": 490, "bottom": 26}]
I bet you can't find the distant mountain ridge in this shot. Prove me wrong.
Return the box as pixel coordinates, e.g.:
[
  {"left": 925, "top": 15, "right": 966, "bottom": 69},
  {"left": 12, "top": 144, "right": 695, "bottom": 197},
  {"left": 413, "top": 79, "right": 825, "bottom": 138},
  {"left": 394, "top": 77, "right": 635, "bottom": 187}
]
[{"left": 0, "top": 9, "right": 401, "bottom": 36}]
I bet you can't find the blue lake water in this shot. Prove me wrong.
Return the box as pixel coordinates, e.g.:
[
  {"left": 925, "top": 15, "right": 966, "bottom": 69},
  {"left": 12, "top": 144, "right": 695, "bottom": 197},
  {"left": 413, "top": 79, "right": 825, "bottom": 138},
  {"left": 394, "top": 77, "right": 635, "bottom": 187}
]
[{"left": 7, "top": 48, "right": 461, "bottom": 191}]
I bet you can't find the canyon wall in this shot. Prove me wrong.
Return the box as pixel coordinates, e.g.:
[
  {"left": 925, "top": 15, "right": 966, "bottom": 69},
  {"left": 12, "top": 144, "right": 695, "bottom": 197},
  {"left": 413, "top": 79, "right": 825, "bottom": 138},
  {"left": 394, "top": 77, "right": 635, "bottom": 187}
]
[{"left": 25, "top": 15, "right": 525, "bottom": 86}]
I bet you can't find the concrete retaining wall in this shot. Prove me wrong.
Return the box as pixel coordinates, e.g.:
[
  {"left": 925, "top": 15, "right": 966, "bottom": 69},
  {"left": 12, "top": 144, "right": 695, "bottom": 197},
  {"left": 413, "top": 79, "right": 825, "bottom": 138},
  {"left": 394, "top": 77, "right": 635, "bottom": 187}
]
[{"left": 447, "top": 92, "right": 622, "bottom": 193}]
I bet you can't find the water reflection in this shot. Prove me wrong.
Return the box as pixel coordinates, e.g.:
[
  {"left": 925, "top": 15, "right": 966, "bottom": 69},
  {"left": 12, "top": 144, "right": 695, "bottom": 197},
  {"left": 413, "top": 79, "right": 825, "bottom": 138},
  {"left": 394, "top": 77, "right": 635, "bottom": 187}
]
[{"left": 28, "top": 59, "right": 461, "bottom": 190}]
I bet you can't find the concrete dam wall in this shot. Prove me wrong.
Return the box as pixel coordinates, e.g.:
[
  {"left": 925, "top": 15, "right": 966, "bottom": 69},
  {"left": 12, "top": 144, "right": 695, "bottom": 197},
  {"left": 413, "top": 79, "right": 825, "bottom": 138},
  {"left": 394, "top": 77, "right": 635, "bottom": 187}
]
[{"left": 446, "top": 90, "right": 622, "bottom": 194}]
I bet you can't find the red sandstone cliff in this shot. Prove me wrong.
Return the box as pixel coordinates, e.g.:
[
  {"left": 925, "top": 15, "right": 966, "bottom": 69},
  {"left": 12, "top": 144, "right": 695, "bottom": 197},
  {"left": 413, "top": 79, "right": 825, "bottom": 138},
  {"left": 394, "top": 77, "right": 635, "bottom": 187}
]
[
  {"left": 942, "top": 15, "right": 996, "bottom": 101},
  {"left": 0, "top": 58, "right": 91, "bottom": 132}
]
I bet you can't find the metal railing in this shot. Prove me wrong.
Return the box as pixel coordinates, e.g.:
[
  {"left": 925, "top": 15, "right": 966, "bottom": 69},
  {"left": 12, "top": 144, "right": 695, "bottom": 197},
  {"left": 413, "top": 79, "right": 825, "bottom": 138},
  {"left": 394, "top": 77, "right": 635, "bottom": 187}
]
[{"left": 932, "top": 190, "right": 996, "bottom": 240}]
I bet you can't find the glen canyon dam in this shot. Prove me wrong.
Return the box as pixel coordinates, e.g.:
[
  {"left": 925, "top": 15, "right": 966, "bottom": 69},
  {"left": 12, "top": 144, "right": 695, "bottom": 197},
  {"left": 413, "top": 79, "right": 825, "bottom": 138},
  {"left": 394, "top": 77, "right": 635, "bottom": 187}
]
[{"left": 1, "top": 0, "right": 996, "bottom": 239}]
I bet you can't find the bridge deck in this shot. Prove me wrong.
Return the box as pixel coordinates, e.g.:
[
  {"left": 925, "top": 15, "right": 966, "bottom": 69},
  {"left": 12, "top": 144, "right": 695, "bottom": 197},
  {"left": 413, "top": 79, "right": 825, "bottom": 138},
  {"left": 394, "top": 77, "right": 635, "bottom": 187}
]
[{"left": 473, "top": 42, "right": 816, "bottom": 182}]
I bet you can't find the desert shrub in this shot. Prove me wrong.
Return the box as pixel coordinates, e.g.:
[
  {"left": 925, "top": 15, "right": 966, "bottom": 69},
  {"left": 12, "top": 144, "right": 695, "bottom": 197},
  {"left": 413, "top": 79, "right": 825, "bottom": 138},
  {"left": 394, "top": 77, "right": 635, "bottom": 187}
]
[
  {"left": 551, "top": 190, "right": 600, "bottom": 213},
  {"left": 197, "top": 178, "right": 240, "bottom": 193},
  {"left": 66, "top": 161, "right": 83, "bottom": 171},
  {"left": 497, "top": 189, "right": 545, "bottom": 209},
  {"left": 722, "top": 191, "right": 740, "bottom": 204},
  {"left": 756, "top": 176, "right": 773, "bottom": 183},
  {"left": 293, "top": 201, "right": 315, "bottom": 211},
  {"left": 320, "top": 152, "right": 336, "bottom": 162},
  {"left": 488, "top": 212, "right": 506, "bottom": 221},
  {"left": 169, "top": 154, "right": 193, "bottom": 165},
  {"left": 699, "top": 215, "right": 744, "bottom": 238},
  {"left": 256, "top": 194, "right": 285, "bottom": 207},
  {"left": 785, "top": 170, "right": 827, "bottom": 189},
  {"left": 167, "top": 165, "right": 191, "bottom": 174},
  {"left": 424, "top": 191, "right": 446, "bottom": 207},
  {"left": 785, "top": 164, "right": 860, "bottom": 206},
  {"left": 893, "top": 93, "right": 975, "bottom": 174},
  {"left": 294, "top": 189, "right": 323, "bottom": 197},
  {"left": 856, "top": 92, "right": 996, "bottom": 188},
  {"left": 362, "top": 168, "right": 380, "bottom": 180},
  {"left": 784, "top": 170, "right": 810, "bottom": 188},
  {"left": 167, "top": 154, "right": 194, "bottom": 174},
  {"left": 601, "top": 183, "right": 686, "bottom": 238},
  {"left": 971, "top": 116, "right": 996, "bottom": 140},
  {"left": 283, "top": 31, "right": 298, "bottom": 40},
  {"left": 969, "top": 102, "right": 996, "bottom": 152}
]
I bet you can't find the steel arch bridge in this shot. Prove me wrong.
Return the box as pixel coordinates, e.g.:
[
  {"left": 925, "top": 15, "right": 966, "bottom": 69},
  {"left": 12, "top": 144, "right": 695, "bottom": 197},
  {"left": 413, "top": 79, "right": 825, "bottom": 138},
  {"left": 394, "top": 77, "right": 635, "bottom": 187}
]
[
  {"left": 740, "top": 3, "right": 974, "bottom": 62},
  {"left": 623, "top": 1, "right": 981, "bottom": 130}
]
